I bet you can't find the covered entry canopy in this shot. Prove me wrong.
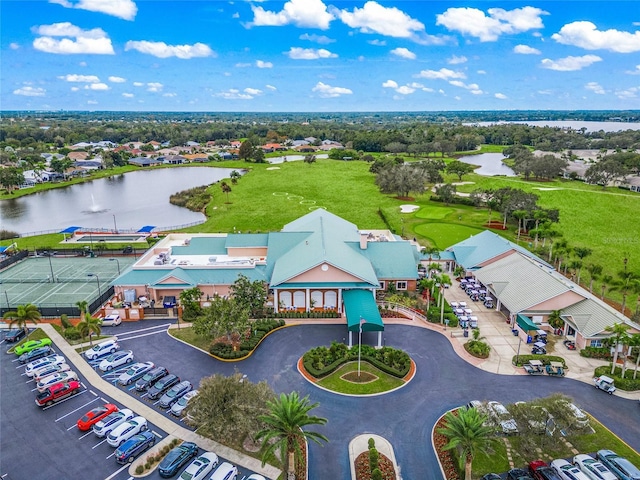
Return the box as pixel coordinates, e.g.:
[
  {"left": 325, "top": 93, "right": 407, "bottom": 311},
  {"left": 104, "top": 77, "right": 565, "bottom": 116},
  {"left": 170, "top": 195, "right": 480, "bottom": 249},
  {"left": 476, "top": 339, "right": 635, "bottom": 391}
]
[
  {"left": 517, "top": 313, "right": 538, "bottom": 332},
  {"left": 343, "top": 289, "right": 384, "bottom": 332}
]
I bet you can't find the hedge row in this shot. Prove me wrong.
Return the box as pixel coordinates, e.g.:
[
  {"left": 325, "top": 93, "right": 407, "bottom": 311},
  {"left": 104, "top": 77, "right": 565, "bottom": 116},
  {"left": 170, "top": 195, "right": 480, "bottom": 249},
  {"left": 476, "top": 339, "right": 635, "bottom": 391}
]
[
  {"left": 594, "top": 365, "right": 640, "bottom": 391},
  {"left": 512, "top": 354, "right": 567, "bottom": 367},
  {"left": 580, "top": 346, "right": 613, "bottom": 360},
  {"left": 273, "top": 310, "right": 340, "bottom": 318},
  {"left": 209, "top": 319, "right": 285, "bottom": 359}
]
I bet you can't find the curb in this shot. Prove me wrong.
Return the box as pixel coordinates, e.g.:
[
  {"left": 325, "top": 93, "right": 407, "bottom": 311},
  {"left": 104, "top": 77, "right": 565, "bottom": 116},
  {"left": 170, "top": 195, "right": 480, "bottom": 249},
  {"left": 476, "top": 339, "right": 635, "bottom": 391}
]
[{"left": 349, "top": 434, "right": 401, "bottom": 480}]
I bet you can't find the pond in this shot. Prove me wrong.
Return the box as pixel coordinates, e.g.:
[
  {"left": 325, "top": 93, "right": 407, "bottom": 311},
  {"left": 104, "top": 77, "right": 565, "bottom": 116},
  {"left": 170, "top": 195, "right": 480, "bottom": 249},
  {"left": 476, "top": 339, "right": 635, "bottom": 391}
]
[
  {"left": 0, "top": 167, "right": 238, "bottom": 235},
  {"left": 457, "top": 153, "right": 516, "bottom": 177}
]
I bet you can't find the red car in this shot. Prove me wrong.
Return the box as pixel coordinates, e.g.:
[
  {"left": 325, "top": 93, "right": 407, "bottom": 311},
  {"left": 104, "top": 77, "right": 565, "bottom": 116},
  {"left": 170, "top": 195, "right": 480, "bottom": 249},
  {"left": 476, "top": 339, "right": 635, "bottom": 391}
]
[
  {"left": 529, "top": 460, "right": 563, "bottom": 480},
  {"left": 35, "top": 381, "right": 81, "bottom": 407},
  {"left": 77, "top": 403, "right": 119, "bottom": 431}
]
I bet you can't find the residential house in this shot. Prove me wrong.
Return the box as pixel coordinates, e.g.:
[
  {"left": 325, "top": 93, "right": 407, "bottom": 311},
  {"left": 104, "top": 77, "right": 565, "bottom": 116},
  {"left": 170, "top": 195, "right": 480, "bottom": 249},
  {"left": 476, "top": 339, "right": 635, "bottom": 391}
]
[{"left": 128, "top": 157, "right": 163, "bottom": 167}]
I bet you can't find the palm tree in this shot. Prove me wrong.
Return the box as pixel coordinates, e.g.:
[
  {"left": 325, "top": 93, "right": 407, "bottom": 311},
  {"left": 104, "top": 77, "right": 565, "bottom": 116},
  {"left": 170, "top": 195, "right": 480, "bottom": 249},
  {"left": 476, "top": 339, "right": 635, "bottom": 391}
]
[
  {"left": 585, "top": 264, "right": 603, "bottom": 294},
  {"left": 437, "top": 407, "right": 497, "bottom": 480},
  {"left": 230, "top": 170, "right": 240, "bottom": 184},
  {"left": 572, "top": 247, "right": 592, "bottom": 285},
  {"left": 220, "top": 181, "right": 232, "bottom": 203},
  {"left": 76, "top": 300, "right": 88, "bottom": 318},
  {"left": 600, "top": 274, "right": 614, "bottom": 301},
  {"left": 605, "top": 323, "right": 630, "bottom": 375},
  {"left": 611, "top": 271, "right": 640, "bottom": 314},
  {"left": 3, "top": 303, "right": 41, "bottom": 334},
  {"left": 256, "top": 392, "right": 328, "bottom": 477},
  {"left": 76, "top": 313, "right": 102, "bottom": 347},
  {"left": 627, "top": 333, "right": 640, "bottom": 380},
  {"left": 547, "top": 310, "right": 564, "bottom": 331}
]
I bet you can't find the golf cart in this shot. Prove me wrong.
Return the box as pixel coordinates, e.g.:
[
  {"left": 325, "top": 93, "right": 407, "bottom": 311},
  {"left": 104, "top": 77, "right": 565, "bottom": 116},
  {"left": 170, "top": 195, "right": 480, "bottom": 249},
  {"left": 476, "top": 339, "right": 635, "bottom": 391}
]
[
  {"left": 483, "top": 298, "right": 494, "bottom": 309},
  {"left": 563, "top": 339, "right": 576, "bottom": 350},
  {"left": 594, "top": 375, "right": 616, "bottom": 394},
  {"left": 546, "top": 361, "right": 565, "bottom": 377},
  {"left": 523, "top": 359, "right": 545, "bottom": 375},
  {"left": 531, "top": 341, "right": 547, "bottom": 355}
]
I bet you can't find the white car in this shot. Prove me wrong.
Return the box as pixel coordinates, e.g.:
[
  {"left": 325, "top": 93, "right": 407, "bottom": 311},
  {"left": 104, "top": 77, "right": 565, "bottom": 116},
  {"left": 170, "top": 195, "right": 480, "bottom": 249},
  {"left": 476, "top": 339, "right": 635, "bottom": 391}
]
[
  {"left": 170, "top": 389, "right": 198, "bottom": 417},
  {"left": 246, "top": 475, "right": 267, "bottom": 480},
  {"left": 101, "top": 314, "right": 122, "bottom": 326},
  {"left": 37, "top": 371, "right": 79, "bottom": 393},
  {"left": 574, "top": 454, "right": 618, "bottom": 480},
  {"left": 487, "top": 401, "right": 518, "bottom": 435},
  {"left": 84, "top": 339, "right": 119, "bottom": 360},
  {"left": 552, "top": 459, "right": 591, "bottom": 480},
  {"left": 106, "top": 416, "right": 147, "bottom": 447},
  {"left": 178, "top": 451, "right": 219, "bottom": 480},
  {"left": 33, "top": 362, "right": 71, "bottom": 381},
  {"left": 93, "top": 409, "right": 134, "bottom": 438},
  {"left": 99, "top": 350, "right": 134, "bottom": 372},
  {"left": 209, "top": 462, "right": 238, "bottom": 480},
  {"left": 560, "top": 401, "right": 590, "bottom": 429},
  {"left": 117, "top": 361, "right": 155, "bottom": 386},
  {"left": 25, "top": 355, "right": 66, "bottom": 377}
]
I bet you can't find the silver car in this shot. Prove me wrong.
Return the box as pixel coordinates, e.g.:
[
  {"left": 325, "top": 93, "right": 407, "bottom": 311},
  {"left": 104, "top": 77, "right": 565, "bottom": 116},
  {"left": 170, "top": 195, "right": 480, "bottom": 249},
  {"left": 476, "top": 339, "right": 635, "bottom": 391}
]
[
  {"left": 170, "top": 389, "right": 198, "bottom": 416},
  {"left": 117, "top": 361, "right": 155, "bottom": 386}
]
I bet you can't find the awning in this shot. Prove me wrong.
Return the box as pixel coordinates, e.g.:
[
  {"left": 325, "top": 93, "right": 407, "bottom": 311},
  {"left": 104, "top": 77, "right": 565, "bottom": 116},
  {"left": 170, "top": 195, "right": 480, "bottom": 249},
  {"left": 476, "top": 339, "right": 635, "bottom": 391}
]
[
  {"left": 343, "top": 289, "right": 384, "bottom": 332},
  {"left": 137, "top": 226, "right": 156, "bottom": 233},
  {"left": 517, "top": 313, "right": 538, "bottom": 332},
  {"left": 60, "top": 226, "right": 82, "bottom": 234}
]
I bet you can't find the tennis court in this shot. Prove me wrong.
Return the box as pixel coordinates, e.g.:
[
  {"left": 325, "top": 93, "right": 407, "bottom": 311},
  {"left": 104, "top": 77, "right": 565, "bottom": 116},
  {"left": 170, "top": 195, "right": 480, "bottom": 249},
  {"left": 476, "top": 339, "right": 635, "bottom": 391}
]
[{"left": 0, "top": 256, "right": 137, "bottom": 312}]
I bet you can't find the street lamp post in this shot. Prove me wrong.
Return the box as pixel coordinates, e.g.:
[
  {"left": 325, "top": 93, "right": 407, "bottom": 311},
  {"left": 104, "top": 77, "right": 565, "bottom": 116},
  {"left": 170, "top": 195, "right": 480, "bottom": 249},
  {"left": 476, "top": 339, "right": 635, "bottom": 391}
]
[
  {"left": 47, "top": 254, "right": 55, "bottom": 283},
  {"left": 113, "top": 214, "right": 118, "bottom": 233},
  {"left": 87, "top": 273, "right": 101, "bottom": 296},
  {"left": 109, "top": 258, "right": 121, "bottom": 275}
]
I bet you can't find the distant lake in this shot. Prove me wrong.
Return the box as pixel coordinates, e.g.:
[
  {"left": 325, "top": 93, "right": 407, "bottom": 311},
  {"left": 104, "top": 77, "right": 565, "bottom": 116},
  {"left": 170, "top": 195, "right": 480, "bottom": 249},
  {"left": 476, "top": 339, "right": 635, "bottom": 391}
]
[
  {"left": 0, "top": 167, "right": 238, "bottom": 235},
  {"left": 458, "top": 153, "right": 516, "bottom": 177},
  {"left": 464, "top": 120, "right": 640, "bottom": 133}
]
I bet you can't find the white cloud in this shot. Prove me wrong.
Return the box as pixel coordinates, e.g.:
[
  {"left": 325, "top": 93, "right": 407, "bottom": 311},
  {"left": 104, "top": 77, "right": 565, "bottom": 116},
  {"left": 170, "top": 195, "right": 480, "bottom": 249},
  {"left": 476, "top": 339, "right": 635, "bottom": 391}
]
[
  {"left": 84, "top": 83, "right": 109, "bottom": 90},
  {"left": 13, "top": 86, "right": 46, "bottom": 96},
  {"left": 552, "top": 21, "right": 640, "bottom": 53},
  {"left": 540, "top": 55, "right": 602, "bottom": 71},
  {"left": 266, "top": 85, "right": 277, "bottom": 90},
  {"left": 311, "top": 81, "right": 352, "bottom": 98},
  {"left": 449, "top": 80, "right": 484, "bottom": 94},
  {"left": 163, "top": 93, "right": 177, "bottom": 97},
  {"left": 87, "top": 100, "right": 98, "bottom": 104},
  {"left": 627, "top": 65, "right": 640, "bottom": 75},
  {"left": 58, "top": 74, "right": 100, "bottom": 82},
  {"left": 216, "top": 89, "right": 254, "bottom": 100},
  {"left": 244, "top": 88, "right": 263, "bottom": 95},
  {"left": 235, "top": 63, "right": 252, "bottom": 68},
  {"left": 299, "top": 33, "right": 335, "bottom": 44},
  {"left": 395, "top": 85, "right": 415, "bottom": 95},
  {"left": 49, "top": 0, "right": 137, "bottom": 20},
  {"left": 390, "top": 47, "right": 416, "bottom": 59},
  {"left": 70, "top": 86, "right": 79, "bottom": 91},
  {"left": 33, "top": 22, "right": 114, "bottom": 54},
  {"left": 382, "top": 80, "right": 398, "bottom": 88},
  {"left": 133, "top": 82, "right": 144, "bottom": 87},
  {"left": 124, "top": 41, "right": 215, "bottom": 59},
  {"left": 585, "top": 82, "right": 606, "bottom": 94},
  {"left": 146, "top": 82, "right": 163, "bottom": 92},
  {"left": 109, "top": 76, "right": 126, "bottom": 83},
  {"left": 256, "top": 60, "right": 273, "bottom": 68},
  {"left": 416, "top": 68, "right": 466, "bottom": 80},
  {"left": 338, "top": 1, "right": 425, "bottom": 38},
  {"left": 10, "top": 42, "right": 19, "bottom": 50},
  {"left": 495, "top": 93, "right": 507, "bottom": 99},
  {"left": 368, "top": 39, "right": 386, "bottom": 46},
  {"left": 615, "top": 87, "right": 638, "bottom": 99},
  {"left": 436, "top": 6, "right": 547, "bottom": 42},
  {"left": 250, "top": 0, "right": 334, "bottom": 29},
  {"left": 514, "top": 44, "right": 541, "bottom": 55},
  {"left": 447, "top": 55, "right": 467, "bottom": 64},
  {"left": 477, "top": 70, "right": 486, "bottom": 74},
  {"left": 122, "top": 93, "right": 134, "bottom": 98},
  {"left": 286, "top": 47, "right": 337, "bottom": 60},
  {"left": 79, "top": 61, "right": 87, "bottom": 67}
]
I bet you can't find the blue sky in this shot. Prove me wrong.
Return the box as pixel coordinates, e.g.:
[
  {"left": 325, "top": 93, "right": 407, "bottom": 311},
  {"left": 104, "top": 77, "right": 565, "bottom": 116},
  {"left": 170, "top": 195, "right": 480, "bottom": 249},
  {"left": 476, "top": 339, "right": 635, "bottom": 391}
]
[{"left": 2, "top": 0, "right": 640, "bottom": 112}]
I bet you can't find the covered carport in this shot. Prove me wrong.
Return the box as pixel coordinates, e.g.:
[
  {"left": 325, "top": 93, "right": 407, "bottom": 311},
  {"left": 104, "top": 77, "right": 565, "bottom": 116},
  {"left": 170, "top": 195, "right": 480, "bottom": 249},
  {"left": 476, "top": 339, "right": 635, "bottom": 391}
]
[{"left": 343, "top": 289, "right": 384, "bottom": 347}]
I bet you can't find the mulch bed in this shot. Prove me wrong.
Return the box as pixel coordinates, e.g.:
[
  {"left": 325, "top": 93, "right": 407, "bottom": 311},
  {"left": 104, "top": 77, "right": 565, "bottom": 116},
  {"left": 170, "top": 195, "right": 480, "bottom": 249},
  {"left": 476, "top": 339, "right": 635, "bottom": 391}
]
[
  {"left": 484, "top": 221, "right": 507, "bottom": 230},
  {"left": 354, "top": 451, "right": 396, "bottom": 480},
  {"left": 433, "top": 411, "right": 461, "bottom": 480}
]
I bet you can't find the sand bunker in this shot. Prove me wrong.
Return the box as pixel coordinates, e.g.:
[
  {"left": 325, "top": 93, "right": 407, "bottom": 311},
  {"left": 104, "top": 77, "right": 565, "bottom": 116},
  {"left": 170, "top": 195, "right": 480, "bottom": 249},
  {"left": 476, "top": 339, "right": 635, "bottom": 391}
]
[
  {"left": 400, "top": 204, "right": 420, "bottom": 213},
  {"left": 532, "top": 187, "right": 563, "bottom": 191},
  {"left": 266, "top": 167, "right": 280, "bottom": 170}
]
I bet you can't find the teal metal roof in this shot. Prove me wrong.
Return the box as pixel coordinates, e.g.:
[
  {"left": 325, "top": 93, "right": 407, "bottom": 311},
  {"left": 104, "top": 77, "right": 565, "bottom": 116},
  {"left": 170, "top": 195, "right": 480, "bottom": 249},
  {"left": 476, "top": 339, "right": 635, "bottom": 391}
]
[
  {"left": 171, "top": 236, "right": 227, "bottom": 256},
  {"left": 447, "top": 230, "right": 549, "bottom": 270},
  {"left": 225, "top": 233, "right": 269, "bottom": 248},
  {"left": 343, "top": 289, "right": 384, "bottom": 332},
  {"left": 113, "top": 266, "right": 269, "bottom": 287},
  {"left": 516, "top": 313, "right": 538, "bottom": 332},
  {"left": 421, "top": 250, "right": 455, "bottom": 261},
  {"left": 353, "top": 242, "right": 418, "bottom": 279},
  {"left": 276, "top": 282, "right": 374, "bottom": 289}
]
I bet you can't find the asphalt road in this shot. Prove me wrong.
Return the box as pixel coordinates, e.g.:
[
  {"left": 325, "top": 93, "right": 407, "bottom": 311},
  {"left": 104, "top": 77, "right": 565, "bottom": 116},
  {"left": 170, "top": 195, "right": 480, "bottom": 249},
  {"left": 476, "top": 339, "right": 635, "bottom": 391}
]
[{"left": 2, "top": 321, "right": 639, "bottom": 479}]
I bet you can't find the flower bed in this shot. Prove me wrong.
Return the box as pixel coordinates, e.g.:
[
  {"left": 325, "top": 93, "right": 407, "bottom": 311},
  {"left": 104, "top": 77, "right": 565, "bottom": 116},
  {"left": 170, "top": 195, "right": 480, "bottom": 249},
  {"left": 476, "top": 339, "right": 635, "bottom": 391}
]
[
  {"left": 354, "top": 451, "right": 396, "bottom": 480},
  {"left": 433, "top": 412, "right": 461, "bottom": 480}
]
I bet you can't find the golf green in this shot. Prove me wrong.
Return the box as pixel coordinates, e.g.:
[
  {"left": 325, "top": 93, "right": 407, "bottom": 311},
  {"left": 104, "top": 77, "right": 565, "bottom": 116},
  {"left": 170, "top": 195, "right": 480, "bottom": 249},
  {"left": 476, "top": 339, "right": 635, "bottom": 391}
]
[{"left": 414, "top": 223, "right": 484, "bottom": 249}]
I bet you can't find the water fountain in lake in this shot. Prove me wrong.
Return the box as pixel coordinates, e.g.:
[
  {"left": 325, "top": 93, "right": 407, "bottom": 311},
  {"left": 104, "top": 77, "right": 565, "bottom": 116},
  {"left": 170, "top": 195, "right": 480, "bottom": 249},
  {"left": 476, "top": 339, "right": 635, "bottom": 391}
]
[{"left": 84, "top": 194, "right": 108, "bottom": 214}]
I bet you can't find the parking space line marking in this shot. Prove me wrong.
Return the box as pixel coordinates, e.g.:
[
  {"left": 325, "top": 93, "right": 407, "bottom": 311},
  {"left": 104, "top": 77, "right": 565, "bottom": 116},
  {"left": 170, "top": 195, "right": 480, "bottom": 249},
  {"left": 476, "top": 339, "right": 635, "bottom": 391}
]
[
  {"left": 42, "top": 390, "right": 89, "bottom": 411},
  {"left": 101, "top": 397, "right": 109, "bottom": 403},
  {"left": 81, "top": 382, "right": 87, "bottom": 389},
  {"left": 151, "top": 430, "right": 162, "bottom": 439},
  {"left": 127, "top": 385, "right": 136, "bottom": 391},
  {"left": 116, "top": 330, "right": 168, "bottom": 342},
  {"left": 139, "top": 392, "right": 148, "bottom": 398},
  {"left": 78, "top": 430, "right": 94, "bottom": 440},
  {"left": 152, "top": 400, "right": 161, "bottom": 406},
  {"left": 92, "top": 438, "right": 108, "bottom": 449},
  {"left": 89, "top": 389, "right": 97, "bottom": 395},
  {"left": 103, "top": 463, "right": 129, "bottom": 480},
  {"left": 115, "top": 323, "right": 170, "bottom": 338},
  {"left": 53, "top": 395, "right": 98, "bottom": 420},
  {"left": 67, "top": 424, "right": 78, "bottom": 431},
  {"left": 31, "top": 386, "right": 39, "bottom": 392},
  {"left": 105, "top": 451, "right": 116, "bottom": 460},
  {"left": 11, "top": 358, "right": 20, "bottom": 362}
]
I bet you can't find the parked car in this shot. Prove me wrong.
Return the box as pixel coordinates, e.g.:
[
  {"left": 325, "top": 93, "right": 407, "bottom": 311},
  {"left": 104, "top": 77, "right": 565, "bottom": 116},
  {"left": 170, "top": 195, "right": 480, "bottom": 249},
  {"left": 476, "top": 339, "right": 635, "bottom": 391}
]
[
  {"left": 77, "top": 404, "right": 119, "bottom": 431},
  {"left": 84, "top": 339, "right": 119, "bottom": 360},
  {"left": 35, "top": 380, "right": 81, "bottom": 407},
  {"left": 209, "top": 462, "right": 238, "bottom": 480},
  {"left": 107, "top": 416, "right": 148, "bottom": 447},
  {"left": 171, "top": 389, "right": 198, "bottom": 417},
  {"left": 597, "top": 450, "right": 640, "bottom": 480},
  {"left": 573, "top": 454, "right": 617, "bottom": 480},
  {"left": 158, "top": 441, "right": 199, "bottom": 477},
  {"left": 467, "top": 400, "right": 494, "bottom": 428},
  {"left": 99, "top": 350, "right": 134, "bottom": 371},
  {"left": 162, "top": 295, "right": 177, "bottom": 308},
  {"left": 159, "top": 380, "right": 193, "bottom": 408},
  {"left": 15, "top": 338, "right": 52, "bottom": 356},
  {"left": 147, "top": 374, "right": 180, "bottom": 400},
  {"left": 559, "top": 401, "right": 589, "bottom": 429},
  {"left": 135, "top": 366, "right": 169, "bottom": 392},
  {"left": 37, "top": 370, "right": 78, "bottom": 392},
  {"left": 4, "top": 329, "right": 27, "bottom": 343},
  {"left": 508, "top": 468, "right": 534, "bottom": 480},
  {"left": 246, "top": 475, "right": 267, "bottom": 480},
  {"left": 529, "top": 460, "right": 564, "bottom": 480},
  {"left": 114, "top": 431, "right": 156, "bottom": 464},
  {"left": 101, "top": 314, "right": 122, "bottom": 326},
  {"left": 551, "top": 459, "right": 591, "bottom": 480},
  {"left": 480, "top": 474, "right": 502, "bottom": 480},
  {"left": 117, "top": 361, "right": 155, "bottom": 386},
  {"left": 25, "top": 355, "right": 66, "bottom": 377},
  {"left": 178, "top": 452, "right": 219, "bottom": 480},
  {"left": 93, "top": 408, "right": 135, "bottom": 438},
  {"left": 34, "top": 362, "right": 71, "bottom": 382},
  {"left": 593, "top": 375, "right": 616, "bottom": 395},
  {"left": 18, "top": 346, "right": 54, "bottom": 364},
  {"left": 487, "top": 401, "right": 518, "bottom": 435}
]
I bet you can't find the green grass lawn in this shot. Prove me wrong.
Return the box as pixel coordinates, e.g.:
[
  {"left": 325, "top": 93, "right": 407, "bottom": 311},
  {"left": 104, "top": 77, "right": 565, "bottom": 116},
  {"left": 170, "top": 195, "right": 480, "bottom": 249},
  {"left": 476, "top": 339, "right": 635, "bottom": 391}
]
[
  {"left": 316, "top": 361, "right": 405, "bottom": 394},
  {"left": 168, "top": 326, "right": 211, "bottom": 352},
  {"left": 472, "top": 440, "right": 511, "bottom": 478},
  {"left": 6, "top": 328, "right": 50, "bottom": 354},
  {"left": 414, "top": 222, "right": 485, "bottom": 249}
]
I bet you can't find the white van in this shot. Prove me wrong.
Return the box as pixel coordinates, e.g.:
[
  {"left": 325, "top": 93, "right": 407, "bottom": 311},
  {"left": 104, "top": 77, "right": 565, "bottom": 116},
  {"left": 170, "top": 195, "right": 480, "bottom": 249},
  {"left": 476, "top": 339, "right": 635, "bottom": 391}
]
[
  {"left": 101, "top": 314, "right": 122, "bottom": 326},
  {"left": 209, "top": 462, "right": 238, "bottom": 480}
]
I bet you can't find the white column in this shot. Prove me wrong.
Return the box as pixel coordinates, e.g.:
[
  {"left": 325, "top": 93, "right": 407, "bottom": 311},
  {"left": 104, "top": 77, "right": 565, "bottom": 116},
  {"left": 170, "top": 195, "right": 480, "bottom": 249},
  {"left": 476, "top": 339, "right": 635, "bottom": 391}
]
[
  {"left": 306, "top": 288, "right": 310, "bottom": 312},
  {"left": 348, "top": 330, "right": 353, "bottom": 347},
  {"left": 337, "top": 289, "right": 342, "bottom": 313},
  {"left": 273, "top": 289, "right": 278, "bottom": 313},
  {"left": 377, "top": 331, "right": 382, "bottom": 348}
]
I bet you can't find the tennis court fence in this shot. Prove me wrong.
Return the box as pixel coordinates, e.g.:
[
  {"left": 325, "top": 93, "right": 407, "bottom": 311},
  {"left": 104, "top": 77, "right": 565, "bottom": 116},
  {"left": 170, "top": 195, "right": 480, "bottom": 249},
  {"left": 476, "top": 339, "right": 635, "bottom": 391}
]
[
  {"left": 1, "top": 286, "right": 114, "bottom": 318},
  {"left": 1, "top": 277, "right": 111, "bottom": 284}
]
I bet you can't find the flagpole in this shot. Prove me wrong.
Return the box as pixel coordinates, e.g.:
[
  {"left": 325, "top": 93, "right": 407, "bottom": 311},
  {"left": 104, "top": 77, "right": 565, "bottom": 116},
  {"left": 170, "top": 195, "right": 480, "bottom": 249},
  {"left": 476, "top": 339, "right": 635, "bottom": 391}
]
[{"left": 358, "top": 317, "right": 365, "bottom": 377}]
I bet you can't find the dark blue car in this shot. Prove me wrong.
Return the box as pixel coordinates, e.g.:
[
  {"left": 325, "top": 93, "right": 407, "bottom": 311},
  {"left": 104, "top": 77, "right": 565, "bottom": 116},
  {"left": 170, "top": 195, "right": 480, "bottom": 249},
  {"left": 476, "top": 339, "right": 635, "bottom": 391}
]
[
  {"left": 158, "top": 442, "right": 199, "bottom": 477},
  {"left": 115, "top": 431, "right": 156, "bottom": 464}
]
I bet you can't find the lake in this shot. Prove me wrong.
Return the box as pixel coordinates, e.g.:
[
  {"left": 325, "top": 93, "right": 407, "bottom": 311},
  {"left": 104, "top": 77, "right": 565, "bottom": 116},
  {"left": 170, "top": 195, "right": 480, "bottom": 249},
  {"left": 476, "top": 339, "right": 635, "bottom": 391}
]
[
  {"left": 0, "top": 167, "right": 238, "bottom": 235},
  {"left": 457, "top": 153, "right": 516, "bottom": 176},
  {"left": 463, "top": 120, "right": 640, "bottom": 133}
]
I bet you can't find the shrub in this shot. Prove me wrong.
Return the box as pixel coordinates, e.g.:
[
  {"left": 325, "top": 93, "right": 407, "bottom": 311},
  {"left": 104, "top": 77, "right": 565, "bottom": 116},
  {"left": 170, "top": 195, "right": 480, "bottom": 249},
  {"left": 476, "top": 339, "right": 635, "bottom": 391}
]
[
  {"left": 581, "top": 346, "right": 612, "bottom": 360},
  {"left": 64, "top": 326, "right": 81, "bottom": 341},
  {"left": 60, "top": 314, "right": 72, "bottom": 329},
  {"left": 155, "top": 454, "right": 162, "bottom": 462},
  {"left": 371, "top": 468, "right": 383, "bottom": 480},
  {"left": 136, "top": 465, "right": 145, "bottom": 474},
  {"left": 465, "top": 340, "right": 490, "bottom": 358},
  {"left": 512, "top": 354, "right": 566, "bottom": 367},
  {"left": 368, "top": 438, "right": 375, "bottom": 449},
  {"left": 594, "top": 365, "right": 640, "bottom": 391},
  {"left": 369, "top": 447, "right": 379, "bottom": 472}
]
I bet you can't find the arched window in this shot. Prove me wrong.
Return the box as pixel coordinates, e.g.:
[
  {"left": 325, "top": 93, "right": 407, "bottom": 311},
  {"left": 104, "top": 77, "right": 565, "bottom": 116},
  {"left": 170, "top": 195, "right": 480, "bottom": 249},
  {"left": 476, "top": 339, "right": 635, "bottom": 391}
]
[
  {"left": 293, "top": 291, "right": 305, "bottom": 308},
  {"left": 311, "top": 291, "right": 323, "bottom": 308},
  {"left": 279, "top": 291, "right": 292, "bottom": 308},
  {"left": 325, "top": 291, "right": 337, "bottom": 308}
]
